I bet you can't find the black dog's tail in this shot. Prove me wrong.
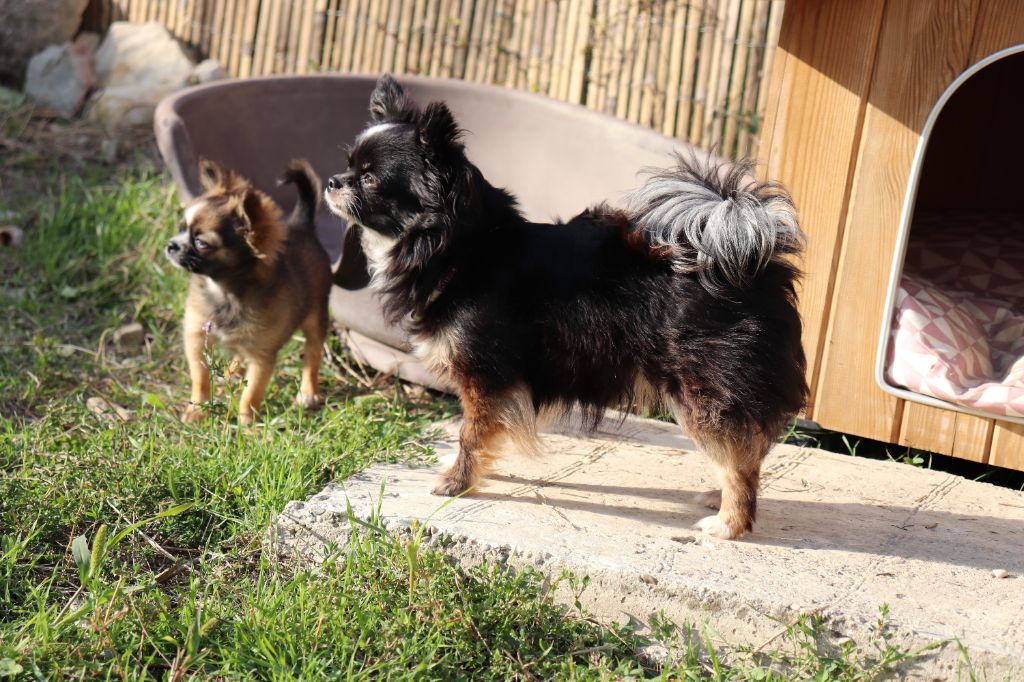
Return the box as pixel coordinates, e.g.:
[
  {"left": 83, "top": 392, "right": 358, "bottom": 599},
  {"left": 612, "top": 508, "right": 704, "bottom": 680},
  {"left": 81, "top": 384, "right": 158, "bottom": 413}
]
[
  {"left": 626, "top": 151, "right": 804, "bottom": 298},
  {"left": 279, "top": 158, "right": 320, "bottom": 228}
]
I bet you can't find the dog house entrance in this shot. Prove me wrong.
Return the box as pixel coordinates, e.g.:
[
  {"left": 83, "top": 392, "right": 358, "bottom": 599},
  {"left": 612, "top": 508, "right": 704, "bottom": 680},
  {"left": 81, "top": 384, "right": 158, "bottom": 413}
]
[{"left": 878, "top": 47, "right": 1024, "bottom": 423}]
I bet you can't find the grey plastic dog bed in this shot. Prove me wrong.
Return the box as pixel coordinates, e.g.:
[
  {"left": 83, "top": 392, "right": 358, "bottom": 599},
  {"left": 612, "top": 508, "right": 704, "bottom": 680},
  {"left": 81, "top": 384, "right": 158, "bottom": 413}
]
[{"left": 154, "top": 74, "right": 695, "bottom": 390}]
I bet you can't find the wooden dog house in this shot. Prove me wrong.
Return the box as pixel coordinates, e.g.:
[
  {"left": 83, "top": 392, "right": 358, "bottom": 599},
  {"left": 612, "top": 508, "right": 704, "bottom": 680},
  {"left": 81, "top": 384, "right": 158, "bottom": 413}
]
[{"left": 759, "top": 0, "right": 1024, "bottom": 470}]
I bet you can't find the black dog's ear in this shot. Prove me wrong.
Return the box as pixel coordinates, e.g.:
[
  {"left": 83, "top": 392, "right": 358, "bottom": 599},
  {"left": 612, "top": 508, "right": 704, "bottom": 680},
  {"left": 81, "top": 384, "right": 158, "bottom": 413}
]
[
  {"left": 369, "top": 74, "right": 413, "bottom": 123},
  {"left": 418, "top": 101, "right": 463, "bottom": 158},
  {"left": 198, "top": 158, "right": 224, "bottom": 191}
]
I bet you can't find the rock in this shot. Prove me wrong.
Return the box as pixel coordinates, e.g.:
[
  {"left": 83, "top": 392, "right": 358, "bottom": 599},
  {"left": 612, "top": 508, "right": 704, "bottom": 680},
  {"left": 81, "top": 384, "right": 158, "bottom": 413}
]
[
  {"left": 24, "top": 33, "right": 98, "bottom": 116},
  {"left": 0, "top": 0, "right": 89, "bottom": 85},
  {"left": 95, "top": 22, "right": 194, "bottom": 90},
  {"left": 86, "top": 396, "right": 132, "bottom": 422},
  {"left": 0, "top": 226, "right": 24, "bottom": 248},
  {"left": 189, "top": 59, "right": 228, "bottom": 85},
  {"left": 992, "top": 569, "right": 1009, "bottom": 579},
  {"left": 113, "top": 321, "right": 147, "bottom": 351},
  {"left": 88, "top": 22, "right": 195, "bottom": 131}
]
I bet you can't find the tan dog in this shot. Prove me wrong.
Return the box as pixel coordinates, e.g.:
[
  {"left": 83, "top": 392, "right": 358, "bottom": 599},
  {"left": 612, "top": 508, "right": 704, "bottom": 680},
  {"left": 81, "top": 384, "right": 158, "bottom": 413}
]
[{"left": 165, "top": 159, "right": 332, "bottom": 425}]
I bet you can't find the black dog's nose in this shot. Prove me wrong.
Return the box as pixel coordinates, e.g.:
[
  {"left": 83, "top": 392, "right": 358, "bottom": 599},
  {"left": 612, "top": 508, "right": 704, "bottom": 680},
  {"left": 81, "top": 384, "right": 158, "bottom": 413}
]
[
  {"left": 327, "top": 175, "right": 344, "bottom": 191},
  {"left": 166, "top": 240, "right": 180, "bottom": 253}
]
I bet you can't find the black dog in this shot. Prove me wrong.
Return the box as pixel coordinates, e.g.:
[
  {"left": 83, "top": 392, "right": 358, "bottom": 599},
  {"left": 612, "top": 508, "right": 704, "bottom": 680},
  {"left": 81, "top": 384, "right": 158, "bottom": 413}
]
[{"left": 325, "top": 75, "right": 807, "bottom": 539}]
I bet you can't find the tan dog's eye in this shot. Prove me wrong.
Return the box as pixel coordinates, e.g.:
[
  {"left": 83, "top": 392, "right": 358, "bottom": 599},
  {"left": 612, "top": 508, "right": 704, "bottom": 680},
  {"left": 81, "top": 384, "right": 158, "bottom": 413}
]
[
  {"left": 194, "top": 236, "right": 210, "bottom": 251},
  {"left": 361, "top": 173, "right": 376, "bottom": 188}
]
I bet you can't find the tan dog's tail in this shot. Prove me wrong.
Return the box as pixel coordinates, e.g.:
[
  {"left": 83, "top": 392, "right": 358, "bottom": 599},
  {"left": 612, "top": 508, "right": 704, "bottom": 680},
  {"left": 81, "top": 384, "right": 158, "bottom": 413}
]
[{"left": 279, "top": 158, "right": 321, "bottom": 229}]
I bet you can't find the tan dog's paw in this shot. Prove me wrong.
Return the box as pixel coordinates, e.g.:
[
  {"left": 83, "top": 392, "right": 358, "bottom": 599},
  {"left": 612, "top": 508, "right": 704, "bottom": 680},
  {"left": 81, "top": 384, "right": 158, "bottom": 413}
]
[
  {"left": 238, "top": 410, "right": 256, "bottom": 426},
  {"left": 182, "top": 404, "right": 205, "bottom": 424},
  {"left": 694, "top": 490, "right": 722, "bottom": 509},
  {"left": 295, "top": 392, "right": 323, "bottom": 410},
  {"left": 694, "top": 513, "right": 744, "bottom": 540},
  {"left": 431, "top": 476, "right": 472, "bottom": 497}
]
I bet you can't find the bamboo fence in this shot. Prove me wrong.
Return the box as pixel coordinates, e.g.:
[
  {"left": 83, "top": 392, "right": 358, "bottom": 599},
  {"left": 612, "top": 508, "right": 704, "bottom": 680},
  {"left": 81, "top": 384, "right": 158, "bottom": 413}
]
[{"left": 83, "top": 0, "right": 783, "bottom": 158}]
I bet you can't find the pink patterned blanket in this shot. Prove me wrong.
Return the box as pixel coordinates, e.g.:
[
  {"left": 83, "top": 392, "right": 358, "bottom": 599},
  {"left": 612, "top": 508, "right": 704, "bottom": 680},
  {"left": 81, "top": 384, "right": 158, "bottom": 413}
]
[{"left": 885, "top": 215, "right": 1024, "bottom": 418}]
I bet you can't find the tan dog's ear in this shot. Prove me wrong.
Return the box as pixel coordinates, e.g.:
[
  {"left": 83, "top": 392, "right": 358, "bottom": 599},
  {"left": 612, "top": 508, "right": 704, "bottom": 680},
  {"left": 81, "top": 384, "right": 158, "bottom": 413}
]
[
  {"left": 233, "top": 189, "right": 256, "bottom": 233},
  {"left": 233, "top": 188, "right": 283, "bottom": 260},
  {"left": 199, "top": 158, "right": 225, "bottom": 191}
]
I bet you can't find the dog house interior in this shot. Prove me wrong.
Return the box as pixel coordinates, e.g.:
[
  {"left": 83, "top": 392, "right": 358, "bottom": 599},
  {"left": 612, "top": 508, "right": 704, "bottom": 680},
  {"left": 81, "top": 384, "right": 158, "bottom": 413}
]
[
  {"left": 880, "top": 49, "right": 1024, "bottom": 424},
  {"left": 759, "top": 0, "right": 1024, "bottom": 470}
]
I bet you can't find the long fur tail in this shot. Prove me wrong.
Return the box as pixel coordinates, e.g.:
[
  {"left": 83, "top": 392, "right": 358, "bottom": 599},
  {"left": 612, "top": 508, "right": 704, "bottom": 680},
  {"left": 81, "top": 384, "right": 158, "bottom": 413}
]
[
  {"left": 626, "top": 152, "right": 803, "bottom": 297},
  {"left": 279, "top": 158, "right": 321, "bottom": 228}
]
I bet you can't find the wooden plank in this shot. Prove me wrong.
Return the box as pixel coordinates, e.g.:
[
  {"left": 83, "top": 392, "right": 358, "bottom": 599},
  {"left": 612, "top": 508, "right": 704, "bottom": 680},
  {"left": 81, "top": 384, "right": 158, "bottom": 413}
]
[
  {"left": 547, "top": 0, "right": 571, "bottom": 97},
  {"left": 411, "top": 0, "right": 427, "bottom": 75},
  {"left": 391, "top": 0, "right": 414, "bottom": 73},
  {"left": 968, "top": 0, "right": 1024, "bottom": 469},
  {"left": 283, "top": 0, "right": 303, "bottom": 73},
  {"left": 660, "top": 0, "right": 686, "bottom": 134},
  {"left": 555, "top": 0, "right": 583, "bottom": 100},
  {"left": 815, "top": 0, "right": 978, "bottom": 442},
  {"left": 449, "top": 0, "right": 473, "bottom": 78},
  {"left": 208, "top": 0, "right": 227, "bottom": 62},
  {"left": 899, "top": 406, "right": 993, "bottom": 463},
  {"left": 274, "top": 0, "right": 294, "bottom": 73},
  {"left": 236, "top": 0, "right": 261, "bottom": 77},
  {"left": 736, "top": 0, "right": 769, "bottom": 156},
  {"left": 428, "top": 0, "right": 450, "bottom": 76},
  {"left": 723, "top": 0, "right": 756, "bottom": 158},
  {"left": 601, "top": 0, "right": 625, "bottom": 113},
  {"left": 700, "top": 0, "right": 735, "bottom": 147},
  {"left": 226, "top": 0, "right": 242, "bottom": 71},
  {"left": 613, "top": 0, "right": 638, "bottom": 118},
  {"left": 502, "top": 0, "right": 524, "bottom": 86},
  {"left": 425, "top": 0, "right": 444, "bottom": 76},
  {"left": 990, "top": 422, "right": 1024, "bottom": 470},
  {"left": 674, "top": 0, "right": 702, "bottom": 139},
  {"left": 486, "top": 0, "right": 512, "bottom": 85},
  {"left": 309, "top": 0, "right": 331, "bottom": 71},
  {"left": 440, "top": 0, "right": 460, "bottom": 78},
  {"left": 585, "top": 0, "right": 609, "bottom": 109},
  {"left": 338, "top": 0, "right": 362, "bottom": 72},
  {"left": 688, "top": 1, "right": 717, "bottom": 144},
  {"left": 566, "top": 0, "right": 594, "bottom": 103},
  {"left": 757, "top": 0, "right": 884, "bottom": 421},
  {"left": 537, "top": 0, "right": 557, "bottom": 92},
  {"left": 379, "top": 0, "right": 401, "bottom": 72},
  {"left": 361, "top": 0, "right": 384, "bottom": 71},
  {"left": 164, "top": 0, "right": 179, "bottom": 35},
  {"left": 649, "top": 0, "right": 676, "bottom": 131},
  {"left": 634, "top": 0, "right": 659, "bottom": 125},
  {"left": 294, "top": 0, "right": 316, "bottom": 73},
  {"left": 348, "top": 0, "right": 369, "bottom": 72}
]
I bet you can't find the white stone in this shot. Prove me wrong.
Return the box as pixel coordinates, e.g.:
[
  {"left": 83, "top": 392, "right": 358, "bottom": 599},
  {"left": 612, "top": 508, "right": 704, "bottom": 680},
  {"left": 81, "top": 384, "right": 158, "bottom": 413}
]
[
  {"left": 95, "top": 22, "right": 193, "bottom": 90},
  {"left": 88, "top": 22, "right": 195, "bottom": 130},
  {"left": 25, "top": 33, "right": 97, "bottom": 116}
]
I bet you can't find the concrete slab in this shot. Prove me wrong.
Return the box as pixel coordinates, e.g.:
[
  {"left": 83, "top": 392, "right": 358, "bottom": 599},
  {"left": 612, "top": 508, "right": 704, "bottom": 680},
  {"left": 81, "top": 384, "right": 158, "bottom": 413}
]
[{"left": 273, "top": 413, "right": 1024, "bottom": 680}]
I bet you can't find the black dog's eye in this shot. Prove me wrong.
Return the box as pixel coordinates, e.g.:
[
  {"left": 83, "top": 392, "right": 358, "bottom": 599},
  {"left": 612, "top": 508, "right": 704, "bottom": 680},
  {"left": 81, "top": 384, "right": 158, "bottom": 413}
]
[
  {"left": 193, "top": 236, "right": 210, "bottom": 251},
  {"left": 361, "top": 172, "right": 377, "bottom": 188}
]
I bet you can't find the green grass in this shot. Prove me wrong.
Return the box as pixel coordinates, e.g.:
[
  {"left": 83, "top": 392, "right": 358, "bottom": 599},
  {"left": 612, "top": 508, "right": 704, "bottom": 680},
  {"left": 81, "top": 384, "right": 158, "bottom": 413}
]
[{"left": 0, "top": 136, "right": 936, "bottom": 679}]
